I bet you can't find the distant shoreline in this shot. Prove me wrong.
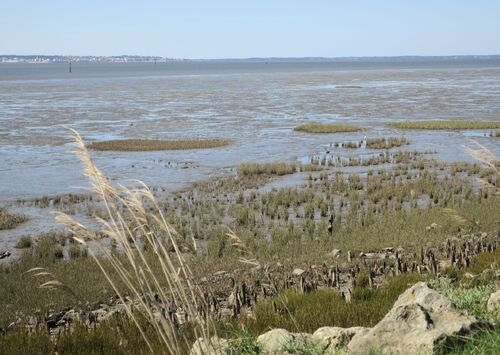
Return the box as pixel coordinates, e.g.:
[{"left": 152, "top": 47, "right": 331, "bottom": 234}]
[{"left": 1, "top": 54, "right": 500, "bottom": 64}]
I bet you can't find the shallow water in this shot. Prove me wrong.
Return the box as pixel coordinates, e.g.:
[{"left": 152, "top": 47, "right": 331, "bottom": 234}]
[{"left": 1, "top": 60, "right": 500, "bottom": 202}]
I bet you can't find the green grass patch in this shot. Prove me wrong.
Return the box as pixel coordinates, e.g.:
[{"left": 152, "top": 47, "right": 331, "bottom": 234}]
[
  {"left": 436, "top": 328, "right": 500, "bottom": 355},
  {"left": 15, "top": 236, "right": 32, "bottom": 249},
  {"left": 294, "top": 123, "right": 361, "bottom": 133},
  {"left": 89, "top": 138, "right": 231, "bottom": 151},
  {"left": 387, "top": 120, "right": 500, "bottom": 130},
  {"left": 432, "top": 278, "right": 498, "bottom": 323},
  {"left": 239, "top": 274, "right": 424, "bottom": 335}
]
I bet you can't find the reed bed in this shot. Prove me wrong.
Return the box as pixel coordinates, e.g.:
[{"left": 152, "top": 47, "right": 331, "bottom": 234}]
[
  {"left": 387, "top": 120, "right": 500, "bottom": 130},
  {"left": 238, "top": 162, "right": 298, "bottom": 176},
  {"left": 55, "top": 130, "right": 212, "bottom": 354},
  {"left": 0, "top": 208, "right": 27, "bottom": 230},
  {"left": 294, "top": 123, "right": 361, "bottom": 133},
  {"left": 366, "top": 137, "right": 409, "bottom": 149},
  {"left": 89, "top": 138, "right": 230, "bottom": 151}
]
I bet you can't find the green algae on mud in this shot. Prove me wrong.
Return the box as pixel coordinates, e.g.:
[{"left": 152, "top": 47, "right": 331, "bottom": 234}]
[
  {"left": 88, "top": 138, "right": 231, "bottom": 151},
  {"left": 294, "top": 123, "right": 362, "bottom": 133},
  {"left": 387, "top": 120, "right": 500, "bottom": 130}
]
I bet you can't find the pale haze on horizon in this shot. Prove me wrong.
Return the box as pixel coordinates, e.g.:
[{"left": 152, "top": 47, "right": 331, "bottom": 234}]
[{"left": 1, "top": 0, "right": 500, "bottom": 59}]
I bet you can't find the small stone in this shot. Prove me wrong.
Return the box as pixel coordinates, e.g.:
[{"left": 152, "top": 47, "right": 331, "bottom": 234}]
[
  {"left": 329, "top": 249, "right": 341, "bottom": 257},
  {"left": 0, "top": 250, "right": 11, "bottom": 259},
  {"left": 487, "top": 290, "right": 500, "bottom": 312},
  {"left": 292, "top": 268, "right": 305, "bottom": 276}
]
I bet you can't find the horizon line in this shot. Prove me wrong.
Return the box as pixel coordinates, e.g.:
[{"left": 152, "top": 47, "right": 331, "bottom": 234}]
[{"left": 2, "top": 54, "right": 500, "bottom": 61}]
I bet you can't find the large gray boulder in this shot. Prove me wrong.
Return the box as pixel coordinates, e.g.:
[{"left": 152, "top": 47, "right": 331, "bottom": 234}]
[{"left": 348, "top": 282, "right": 484, "bottom": 355}]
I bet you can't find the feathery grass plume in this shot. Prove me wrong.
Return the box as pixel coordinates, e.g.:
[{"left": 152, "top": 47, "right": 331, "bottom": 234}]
[
  {"left": 463, "top": 139, "right": 500, "bottom": 195},
  {"left": 226, "top": 228, "right": 261, "bottom": 268},
  {"left": 53, "top": 129, "right": 212, "bottom": 354},
  {"left": 25, "top": 267, "right": 81, "bottom": 301}
]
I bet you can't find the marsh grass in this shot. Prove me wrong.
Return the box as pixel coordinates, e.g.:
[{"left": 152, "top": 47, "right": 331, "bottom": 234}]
[
  {"left": 366, "top": 137, "right": 409, "bottom": 149},
  {"left": 238, "top": 162, "right": 298, "bottom": 176},
  {"left": 0, "top": 208, "right": 27, "bottom": 230},
  {"left": 15, "top": 235, "right": 32, "bottom": 249},
  {"left": 436, "top": 328, "right": 500, "bottom": 355},
  {"left": 236, "top": 274, "right": 424, "bottom": 335},
  {"left": 294, "top": 123, "right": 361, "bottom": 133},
  {"left": 388, "top": 120, "right": 500, "bottom": 130},
  {"left": 89, "top": 138, "right": 230, "bottom": 151},
  {"left": 54, "top": 130, "right": 212, "bottom": 353},
  {"left": 0, "top": 315, "right": 174, "bottom": 354}
]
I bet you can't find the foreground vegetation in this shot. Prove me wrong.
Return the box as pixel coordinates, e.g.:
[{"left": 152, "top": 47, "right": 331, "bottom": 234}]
[
  {"left": 294, "top": 123, "right": 361, "bottom": 133},
  {"left": 0, "top": 208, "right": 27, "bottom": 230},
  {"left": 89, "top": 138, "right": 230, "bottom": 151},
  {"left": 387, "top": 120, "right": 500, "bottom": 130},
  {"left": 1, "top": 133, "right": 499, "bottom": 353}
]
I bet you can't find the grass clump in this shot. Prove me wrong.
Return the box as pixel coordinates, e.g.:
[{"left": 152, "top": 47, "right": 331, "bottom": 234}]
[
  {"left": 436, "top": 328, "right": 500, "bottom": 355},
  {"left": 242, "top": 274, "right": 424, "bottom": 335},
  {"left": 388, "top": 120, "right": 500, "bottom": 130},
  {"left": 280, "top": 340, "right": 325, "bottom": 355},
  {"left": 89, "top": 138, "right": 230, "bottom": 151},
  {"left": 0, "top": 208, "right": 27, "bottom": 230},
  {"left": 432, "top": 278, "right": 497, "bottom": 322},
  {"left": 294, "top": 123, "right": 361, "bottom": 133},
  {"left": 15, "top": 236, "right": 32, "bottom": 249},
  {"left": 366, "top": 137, "right": 409, "bottom": 149},
  {"left": 238, "top": 162, "right": 297, "bottom": 176}
]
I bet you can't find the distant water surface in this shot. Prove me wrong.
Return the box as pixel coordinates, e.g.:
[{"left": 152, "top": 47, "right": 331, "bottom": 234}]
[{"left": 1, "top": 59, "right": 499, "bottom": 200}]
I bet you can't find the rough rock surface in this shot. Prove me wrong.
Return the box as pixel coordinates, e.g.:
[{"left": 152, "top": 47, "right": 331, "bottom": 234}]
[
  {"left": 312, "top": 326, "right": 369, "bottom": 352},
  {"left": 190, "top": 336, "right": 229, "bottom": 355},
  {"left": 487, "top": 289, "right": 500, "bottom": 312},
  {"left": 348, "top": 282, "right": 483, "bottom": 354},
  {"left": 257, "top": 328, "right": 295, "bottom": 353}
]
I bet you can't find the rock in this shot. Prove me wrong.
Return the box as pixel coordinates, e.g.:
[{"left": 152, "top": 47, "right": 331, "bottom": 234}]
[
  {"left": 257, "top": 328, "right": 294, "bottom": 353},
  {"left": 312, "top": 326, "right": 369, "bottom": 351},
  {"left": 329, "top": 249, "right": 341, "bottom": 257},
  {"left": 190, "top": 336, "right": 229, "bottom": 355},
  {"left": 292, "top": 268, "right": 305, "bottom": 276},
  {"left": 348, "top": 282, "right": 484, "bottom": 355},
  {"left": 0, "top": 250, "right": 11, "bottom": 259},
  {"left": 487, "top": 290, "right": 500, "bottom": 312}
]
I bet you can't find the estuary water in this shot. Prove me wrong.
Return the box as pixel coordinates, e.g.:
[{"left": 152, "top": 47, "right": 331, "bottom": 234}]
[{"left": 1, "top": 59, "right": 500, "bottom": 201}]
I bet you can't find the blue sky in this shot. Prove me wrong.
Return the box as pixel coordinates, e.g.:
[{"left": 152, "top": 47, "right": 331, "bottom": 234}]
[{"left": 1, "top": 1, "right": 499, "bottom": 58}]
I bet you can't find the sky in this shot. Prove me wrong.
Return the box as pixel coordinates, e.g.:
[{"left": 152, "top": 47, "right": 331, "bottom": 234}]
[{"left": 1, "top": 1, "right": 500, "bottom": 58}]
